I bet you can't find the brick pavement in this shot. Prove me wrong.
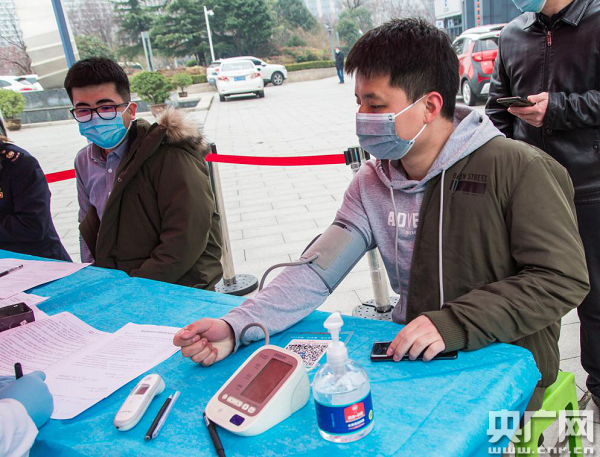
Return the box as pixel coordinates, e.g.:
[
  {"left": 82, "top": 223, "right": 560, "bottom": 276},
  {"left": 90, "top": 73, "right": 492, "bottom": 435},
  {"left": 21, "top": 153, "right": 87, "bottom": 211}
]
[{"left": 8, "top": 78, "right": 597, "bottom": 445}]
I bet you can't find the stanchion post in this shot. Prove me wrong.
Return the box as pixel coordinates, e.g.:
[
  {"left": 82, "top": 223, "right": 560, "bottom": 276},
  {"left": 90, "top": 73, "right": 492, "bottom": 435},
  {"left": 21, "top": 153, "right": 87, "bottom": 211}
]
[
  {"left": 345, "top": 147, "right": 398, "bottom": 321},
  {"left": 207, "top": 144, "right": 258, "bottom": 296}
]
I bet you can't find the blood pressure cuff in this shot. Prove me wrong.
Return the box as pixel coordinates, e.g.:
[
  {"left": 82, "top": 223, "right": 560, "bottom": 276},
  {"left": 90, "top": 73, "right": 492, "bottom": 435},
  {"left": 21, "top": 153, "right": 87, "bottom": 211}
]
[{"left": 301, "top": 221, "right": 370, "bottom": 293}]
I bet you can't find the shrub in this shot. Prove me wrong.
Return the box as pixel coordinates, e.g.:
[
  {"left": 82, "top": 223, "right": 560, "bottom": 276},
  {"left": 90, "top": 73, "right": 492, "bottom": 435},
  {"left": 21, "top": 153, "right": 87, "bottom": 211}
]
[
  {"left": 191, "top": 74, "right": 208, "bottom": 84},
  {"left": 0, "top": 89, "right": 26, "bottom": 118},
  {"left": 186, "top": 59, "right": 198, "bottom": 67},
  {"left": 130, "top": 71, "right": 173, "bottom": 104},
  {"left": 286, "top": 60, "right": 335, "bottom": 72},
  {"left": 286, "top": 35, "right": 306, "bottom": 47},
  {"left": 172, "top": 73, "right": 193, "bottom": 92}
]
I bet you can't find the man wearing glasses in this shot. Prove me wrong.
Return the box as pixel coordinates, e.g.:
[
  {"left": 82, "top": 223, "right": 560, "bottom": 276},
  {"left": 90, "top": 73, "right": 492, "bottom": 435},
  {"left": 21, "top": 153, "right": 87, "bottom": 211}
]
[{"left": 65, "top": 58, "right": 223, "bottom": 290}]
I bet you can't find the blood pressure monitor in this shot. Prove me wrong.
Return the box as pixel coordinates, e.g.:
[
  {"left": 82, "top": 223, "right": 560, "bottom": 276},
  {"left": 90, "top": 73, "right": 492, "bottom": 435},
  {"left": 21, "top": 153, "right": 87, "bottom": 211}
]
[{"left": 205, "top": 345, "right": 310, "bottom": 436}]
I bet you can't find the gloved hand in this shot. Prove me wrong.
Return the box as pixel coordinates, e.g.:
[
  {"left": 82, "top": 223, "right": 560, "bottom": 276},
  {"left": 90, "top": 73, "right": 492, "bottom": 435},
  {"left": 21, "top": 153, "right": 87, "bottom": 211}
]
[
  {"left": 0, "top": 376, "right": 14, "bottom": 390},
  {"left": 0, "top": 371, "right": 53, "bottom": 428}
]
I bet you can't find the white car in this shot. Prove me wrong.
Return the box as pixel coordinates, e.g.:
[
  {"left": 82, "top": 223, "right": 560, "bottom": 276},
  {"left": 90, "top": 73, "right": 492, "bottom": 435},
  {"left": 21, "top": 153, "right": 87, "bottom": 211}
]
[
  {"left": 216, "top": 60, "right": 265, "bottom": 101},
  {"left": 0, "top": 76, "right": 34, "bottom": 93},
  {"left": 208, "top": 56, "right": 287, "bottom": 86},
  {"left": 13, "top": 75, "right": 43, "bottom": 91}
]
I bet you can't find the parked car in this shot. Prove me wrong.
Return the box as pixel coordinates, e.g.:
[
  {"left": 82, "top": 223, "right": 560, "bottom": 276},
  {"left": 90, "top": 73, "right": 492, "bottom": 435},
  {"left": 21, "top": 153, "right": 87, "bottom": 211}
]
[
  {"left": 216, "top": 60, "right": 265, "bottom": 101},
  {"left": 0, "top": 76, "right": 36, "bottom": 93},
  {"left": 14, "top": 75, "right": 43, "bottom": 91},
  {"left": 452, "top": 25, "right": 504, "bottom": 106},
  {"left": 208, "top": 56, "right": 287, "bottom": 87}
]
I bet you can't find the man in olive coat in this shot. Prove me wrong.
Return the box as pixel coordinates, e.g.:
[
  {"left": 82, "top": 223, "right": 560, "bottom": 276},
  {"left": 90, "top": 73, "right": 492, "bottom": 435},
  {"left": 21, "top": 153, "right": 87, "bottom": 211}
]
[{"left": 65, "top": 58, "right": 222, "bottom": 289}]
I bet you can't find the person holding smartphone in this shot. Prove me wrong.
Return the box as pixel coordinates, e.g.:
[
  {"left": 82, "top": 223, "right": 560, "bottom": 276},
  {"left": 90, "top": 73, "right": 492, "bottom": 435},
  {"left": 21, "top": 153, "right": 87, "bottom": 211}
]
[
  {"left": 486, "top": 0, "right": 600, "bottom": 409},
  {"left": 175, "top": 18, "right": 589, "bottom": 412}
]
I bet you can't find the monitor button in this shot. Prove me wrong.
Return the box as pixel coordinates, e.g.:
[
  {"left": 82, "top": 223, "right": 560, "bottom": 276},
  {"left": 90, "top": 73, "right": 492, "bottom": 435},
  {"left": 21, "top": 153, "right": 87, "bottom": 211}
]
[
  {"left": 242, "top": 403, "right": 250, "bottom": 411},
  {"left": 229, "top": 414, "right": 245, "bottom": 426},
  {"left": 221, "top": 394, "right": 228, "bottom": 400},
  {"left": 248, "top": 406, "right": 256, "bottom": 414}
]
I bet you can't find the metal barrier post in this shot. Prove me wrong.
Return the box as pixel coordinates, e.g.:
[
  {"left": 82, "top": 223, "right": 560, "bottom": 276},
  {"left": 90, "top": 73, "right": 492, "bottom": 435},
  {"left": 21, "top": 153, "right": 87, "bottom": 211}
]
[
  {"left": 208, "top": 144, "right": 258, "bottom": 296},
  {"left": 345, "top": 146, "right": 398, "bottom": 321}
]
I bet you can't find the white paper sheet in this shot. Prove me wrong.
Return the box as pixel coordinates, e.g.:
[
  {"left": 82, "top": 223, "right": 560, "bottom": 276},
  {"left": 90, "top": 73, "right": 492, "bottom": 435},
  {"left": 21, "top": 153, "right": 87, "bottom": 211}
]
[
  {"left": 0, "top": 259, "right": 90, "bottom": 299},
  {"left": 0, "top": 293, "right": 49, "bottom": 320},
  {"left": 46, "top": 323, "right": 180, "bottom": 419},
  {"left": 0, "top": 312, "right": 108, "bottom": 375}
]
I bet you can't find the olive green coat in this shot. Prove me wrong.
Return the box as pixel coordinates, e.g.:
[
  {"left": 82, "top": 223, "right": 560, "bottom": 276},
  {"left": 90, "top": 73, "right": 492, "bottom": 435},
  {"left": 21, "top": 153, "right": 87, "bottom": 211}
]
[{"left": 81, "top": 109, "right": 223, "bottom": 290}]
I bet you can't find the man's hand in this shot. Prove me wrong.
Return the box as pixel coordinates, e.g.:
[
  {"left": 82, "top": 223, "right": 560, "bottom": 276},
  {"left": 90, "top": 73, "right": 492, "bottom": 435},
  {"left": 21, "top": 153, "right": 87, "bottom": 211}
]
[
  {"left": 173, "top": 318, "right": 235, "bottom": 366},
  {"left": 386, "top": 315, "right": 445, "bottom": 362},
  {"left": 508, "top": 92, "right": 549, "bottom": 127}
]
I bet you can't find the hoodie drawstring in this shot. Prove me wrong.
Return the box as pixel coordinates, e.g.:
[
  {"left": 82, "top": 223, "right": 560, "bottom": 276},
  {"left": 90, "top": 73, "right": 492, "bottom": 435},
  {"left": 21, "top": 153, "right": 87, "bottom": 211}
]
[
  {"left": 389, "top": 185, "right": 401, "bottom": 296},
  {"left": 438, "top": 169, "right": 446, "bottom": 308}
]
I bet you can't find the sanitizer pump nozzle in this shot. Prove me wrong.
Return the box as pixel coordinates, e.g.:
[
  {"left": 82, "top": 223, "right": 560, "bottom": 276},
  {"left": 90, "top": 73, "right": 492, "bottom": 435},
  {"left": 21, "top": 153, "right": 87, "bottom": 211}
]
[{"left": 324, "top": 312, "right": 348, "bottom": 366}]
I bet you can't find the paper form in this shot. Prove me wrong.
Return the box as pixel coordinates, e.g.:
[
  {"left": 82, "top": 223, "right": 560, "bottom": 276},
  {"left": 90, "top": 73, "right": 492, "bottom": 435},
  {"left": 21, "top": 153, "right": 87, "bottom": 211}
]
[
  {"left": 0, "top": 292, "right": 50, "bottom": 320},
  {"left": 0, "top": 258, "right": 90, "bottom": 299},
  {"left": 0, "top": 312, "right": 108, "bottom": 375},
  {"left": 45, "top": 323, "right": 180, "bottom": 419},
  {"left": 0, "top": 313, "right": 180, "bottom": 420}
]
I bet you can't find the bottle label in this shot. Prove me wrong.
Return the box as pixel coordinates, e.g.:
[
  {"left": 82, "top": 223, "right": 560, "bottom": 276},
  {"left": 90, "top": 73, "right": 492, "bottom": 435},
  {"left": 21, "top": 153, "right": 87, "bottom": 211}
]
[{"left": 315, "top": 392, "right": 374, "bottom": 435}]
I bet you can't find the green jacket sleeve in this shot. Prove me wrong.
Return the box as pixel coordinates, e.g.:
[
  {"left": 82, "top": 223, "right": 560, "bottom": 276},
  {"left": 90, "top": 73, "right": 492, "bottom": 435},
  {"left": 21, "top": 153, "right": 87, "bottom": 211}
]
[
  {"left": 129, "top": 148, "right": 215, "bottom": 283},
  {"left": 424, "top": 156, "right": 589, "bottom": 351}
]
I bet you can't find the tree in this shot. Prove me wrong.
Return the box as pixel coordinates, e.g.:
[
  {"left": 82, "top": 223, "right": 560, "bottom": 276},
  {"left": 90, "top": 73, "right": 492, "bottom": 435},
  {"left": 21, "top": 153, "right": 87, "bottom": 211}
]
[
  {"left": 75, "top": 35, "right": 116, "bottom": 60},
  {"left": 341, "top": 0, "right": 366, "bottom": 11},
  {"left": 0, "top": 4, "right": 32, "bottom": 75},
  {"left": 336, "top": 7, "right": 374, "bottom": 51},
  {"left": 150, "top": 0, "right": 208, "bottom": 63},
  {"left": 367, "top": 0, "right": 436, "bottom": 25},
  {"left": 65, "top": 0, "right": 117, "bottom": 48},
  {"left": 211, "top": 0, "right": 275, "bottom": 57},
  {"left": 113, "top": 0, "right": 161, "bottom": 58},
  {"left": 274, "top": 0, "right": 316, "bottom": 31}
]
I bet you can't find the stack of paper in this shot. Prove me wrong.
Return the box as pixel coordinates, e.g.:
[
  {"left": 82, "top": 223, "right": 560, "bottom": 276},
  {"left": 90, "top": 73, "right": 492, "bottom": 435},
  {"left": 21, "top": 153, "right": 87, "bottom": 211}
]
[{"left": 0, "top": 312, "right": 180, "bottom": 419}]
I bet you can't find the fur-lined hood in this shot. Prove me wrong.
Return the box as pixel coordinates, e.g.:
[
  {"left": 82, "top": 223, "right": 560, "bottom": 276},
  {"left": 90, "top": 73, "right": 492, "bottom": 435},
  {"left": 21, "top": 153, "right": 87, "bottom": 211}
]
[{"left": 154, "top": 107, "right": 209, "bottom": 155}]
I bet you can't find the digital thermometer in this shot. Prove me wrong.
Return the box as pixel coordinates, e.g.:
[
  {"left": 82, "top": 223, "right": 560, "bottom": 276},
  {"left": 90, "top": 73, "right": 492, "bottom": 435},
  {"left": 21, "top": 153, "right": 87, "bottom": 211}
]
[
  {"left": 205, "top": 345, "right": 310, "bottom": 436},
  {"left": 114, "top": 374, "right": 165, "bottom": 431}
]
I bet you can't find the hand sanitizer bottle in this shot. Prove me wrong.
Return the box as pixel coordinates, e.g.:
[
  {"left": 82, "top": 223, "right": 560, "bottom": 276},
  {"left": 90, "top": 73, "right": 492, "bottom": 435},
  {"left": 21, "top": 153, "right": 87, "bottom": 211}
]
[{"left": 313, "top": 312, "right": 374, "bottom": 443}]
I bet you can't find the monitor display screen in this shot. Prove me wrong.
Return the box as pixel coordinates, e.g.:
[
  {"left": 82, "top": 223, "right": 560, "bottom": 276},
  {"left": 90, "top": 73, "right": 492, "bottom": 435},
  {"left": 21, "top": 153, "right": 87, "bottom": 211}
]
[{"left": 241, "top": 358, "right": 293, "bottom": 404}]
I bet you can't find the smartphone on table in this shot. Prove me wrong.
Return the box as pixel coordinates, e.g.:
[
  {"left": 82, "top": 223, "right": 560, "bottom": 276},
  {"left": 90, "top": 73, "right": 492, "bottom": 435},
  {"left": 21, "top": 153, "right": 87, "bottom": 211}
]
[
  {"left": 496, "top": 96, "right": 535, "bottom": 108},
  {"left": 370, "top": 341, "right": 458, "bottom": 362}
]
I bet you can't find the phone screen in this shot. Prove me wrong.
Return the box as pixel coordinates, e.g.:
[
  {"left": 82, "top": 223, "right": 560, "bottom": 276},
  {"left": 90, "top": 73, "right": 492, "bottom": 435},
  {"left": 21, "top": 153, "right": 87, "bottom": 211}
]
[
  {"left": 370, "top": 341, "right": 458, "bottom": 361},
  {"left": 371, "top": 342, "right": 391, "bottom": 356}
]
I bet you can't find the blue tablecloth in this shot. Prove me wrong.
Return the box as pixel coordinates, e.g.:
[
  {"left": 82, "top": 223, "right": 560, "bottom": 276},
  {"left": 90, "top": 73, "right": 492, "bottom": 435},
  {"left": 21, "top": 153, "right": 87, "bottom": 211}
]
[{"left": 1, "top": 251, "right": 540, "bottom": 456}]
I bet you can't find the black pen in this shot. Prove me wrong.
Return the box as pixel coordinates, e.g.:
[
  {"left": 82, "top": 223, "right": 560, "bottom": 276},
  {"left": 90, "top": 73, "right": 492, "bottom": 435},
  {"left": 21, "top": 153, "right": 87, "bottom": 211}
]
[
  {"left": 14, "top": 363, "right": 23, "bottom": 379},
  {"left": 204, "top": 411, "right": 225, "bottom": 457},
  {"left": 145, "top": 396, "right": 171, "bottom": 441},
  {"left": 0, "top": 264, "right": 23, "bottom": 278}
]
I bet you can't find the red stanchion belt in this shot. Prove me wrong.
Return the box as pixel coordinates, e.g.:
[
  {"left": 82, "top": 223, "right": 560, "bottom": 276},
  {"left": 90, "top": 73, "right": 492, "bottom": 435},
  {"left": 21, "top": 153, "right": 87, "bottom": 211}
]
[
  {"left": 45, "top": 169, "right": 77, "bottom": 183},
  {"left": 44, "top": 153, "right": 347, "bottom": 183}
]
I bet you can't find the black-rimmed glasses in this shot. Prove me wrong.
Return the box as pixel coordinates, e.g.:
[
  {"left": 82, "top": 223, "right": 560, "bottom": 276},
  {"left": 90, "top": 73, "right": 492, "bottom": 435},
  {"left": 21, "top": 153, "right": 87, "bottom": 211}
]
[{"left": 70, "top": 103, "right": 130, "bottom": 123}]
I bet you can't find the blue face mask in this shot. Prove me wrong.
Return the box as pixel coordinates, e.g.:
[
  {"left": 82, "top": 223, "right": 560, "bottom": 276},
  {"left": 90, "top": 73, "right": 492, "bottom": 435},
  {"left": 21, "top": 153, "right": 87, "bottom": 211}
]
[
  {"left": 78, "top": 105, "right": 131, "bottom": 150},
  {"left": 356, "top": 96, "right": 427, "bottom": 161},
  {"left": 511, "top": 0, "right": 547, "bottom": 12}
]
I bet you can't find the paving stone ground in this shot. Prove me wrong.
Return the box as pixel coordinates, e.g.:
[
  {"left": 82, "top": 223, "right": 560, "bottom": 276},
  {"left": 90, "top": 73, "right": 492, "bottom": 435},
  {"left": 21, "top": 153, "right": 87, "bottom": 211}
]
[{"left": 9, "top": 77, "right": 597, "bottom": 447}]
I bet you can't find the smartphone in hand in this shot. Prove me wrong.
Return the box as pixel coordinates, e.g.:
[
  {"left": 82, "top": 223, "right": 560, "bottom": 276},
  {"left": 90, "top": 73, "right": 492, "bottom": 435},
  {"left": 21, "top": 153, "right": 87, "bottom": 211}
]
[
  {"left": 370, "top": 341, "right": 458, "bottom": 362},
  {"left": 497, "top": 96, "right": 535, "bottom": 107}
]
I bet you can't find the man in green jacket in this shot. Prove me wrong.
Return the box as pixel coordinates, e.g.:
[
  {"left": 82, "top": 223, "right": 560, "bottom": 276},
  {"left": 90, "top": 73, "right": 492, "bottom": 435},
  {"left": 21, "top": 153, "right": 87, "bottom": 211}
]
[
  {"left": 66, "top": 58, "right": 222, "bottom": 289},
  {"left": 173, "top": 19, "right": 589, "bottom": 409}
]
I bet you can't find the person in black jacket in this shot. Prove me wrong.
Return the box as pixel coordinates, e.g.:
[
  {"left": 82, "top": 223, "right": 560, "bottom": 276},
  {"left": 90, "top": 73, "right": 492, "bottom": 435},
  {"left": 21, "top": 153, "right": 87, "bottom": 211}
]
[
  {"left": 0, "top": 138, "right": 71, "bottom": 261},
  {"left": 335, "top": 47, "right": 345, "bottom": 84},
  {"left": 486, "top": 0, "right": 600, "bottom": 408}
]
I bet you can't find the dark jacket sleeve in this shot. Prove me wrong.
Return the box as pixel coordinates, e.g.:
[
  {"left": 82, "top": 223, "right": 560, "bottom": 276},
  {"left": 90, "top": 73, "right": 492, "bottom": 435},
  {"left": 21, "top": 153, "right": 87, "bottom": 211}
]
[
  {"left": 424, "top": 156, "right": 589, "bottom": 351},
  {"left": 485, "top": 38, "right": 515, "bottom": 138},
  {"left": 546, "top": 90, "right": 600, "bottom": 130},
  {"left": 129, "top": 148, "right": 216, "bottom": 283},
  {"left": 0, "top": 156, "right": 51, "bottom": 243}
]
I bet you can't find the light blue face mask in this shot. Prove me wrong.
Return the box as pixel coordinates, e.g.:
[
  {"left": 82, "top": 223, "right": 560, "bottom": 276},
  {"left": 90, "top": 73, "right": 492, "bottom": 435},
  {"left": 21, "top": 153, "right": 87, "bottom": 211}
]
[
  {"left": 78, "top": 105, "right": 131, "bottom": 150},
  {"left": 356, "top": 96, "right": 427, "bottom": 161},
  {"left": 511, "top": 0, "right": 547, "bottom": 12}
]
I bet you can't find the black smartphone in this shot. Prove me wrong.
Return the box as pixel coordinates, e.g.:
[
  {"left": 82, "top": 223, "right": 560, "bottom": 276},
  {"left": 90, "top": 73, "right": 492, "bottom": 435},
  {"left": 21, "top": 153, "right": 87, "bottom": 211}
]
[
  {"left": 0, "top": 303, "right": 35, "bottom": 332},
  {"left": 370, "top": 341, "right": 458, "bottom": 362},
  {"left": 496, "top": 96, "right": 535, "bottom": 107}
]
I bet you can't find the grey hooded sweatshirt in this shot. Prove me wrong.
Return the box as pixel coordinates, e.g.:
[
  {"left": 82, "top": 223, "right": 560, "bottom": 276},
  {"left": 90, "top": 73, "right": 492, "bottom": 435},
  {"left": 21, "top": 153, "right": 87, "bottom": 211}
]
[{"left": 223, "top": 107, "right": 503, "bottom": 344}]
